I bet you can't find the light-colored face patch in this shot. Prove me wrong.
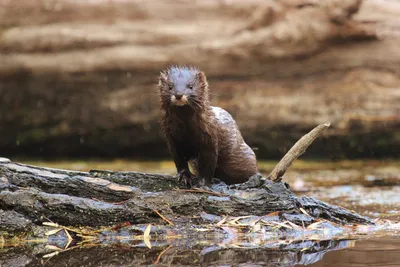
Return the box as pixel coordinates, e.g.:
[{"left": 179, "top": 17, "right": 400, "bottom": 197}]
[{"left": 171, "top": 95, "right": 188, "bottom": 106}]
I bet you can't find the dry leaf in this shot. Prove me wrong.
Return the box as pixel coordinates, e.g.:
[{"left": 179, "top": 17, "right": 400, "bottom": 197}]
[
  {"left": 300, "top": 208, "right": 310, "bottom": 216},
  {"left": 43, "top": 222, "right": 60, "bottom": 227},
  {"left": 43, "top": 251, "right": 60, "bottom": 258},
  {"left": 64, "top": 229, "right": 73, "bottom": 241},
  {"left": 287, "top": 221, "right": 301, "bottom": 230},
  {"left": 45, "top": 229, "right": 62, "bottom": 236},
  {"left": 216, "top": 216, "right": 227, "bottom": 226},
  {"left": 307, "top": 221, "right": 324, "bottom": 230},
  {"left": 227, "top": 216, "right": 252, "bottom": 225},
  {"left": 195, "top": 228, "right": 210, "bottom": 232},
  {"left": 45, "top": 245, "right": 62, "bottom": 251},
  {"left": 143, "top": 224, "right": 152, "bottom": 249},
  {"left": 270, "top": 221, "right": 293, "bottom": 229}
]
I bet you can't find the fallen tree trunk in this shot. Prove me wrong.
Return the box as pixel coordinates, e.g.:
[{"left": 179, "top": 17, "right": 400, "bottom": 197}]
[
  {"left": 0, "top": 141, "right": 373, "bottom": 234},
  {"left": 0, "top": 159, "right": 372, "bottom": 229}
]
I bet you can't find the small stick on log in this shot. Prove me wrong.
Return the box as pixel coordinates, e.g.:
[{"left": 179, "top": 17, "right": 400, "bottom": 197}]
[
  {"left": 153, "top": 210, "right": 174, "bottom": 226},
  {"left": 267, "top": 122, "right": 330, "bottom": 182}
]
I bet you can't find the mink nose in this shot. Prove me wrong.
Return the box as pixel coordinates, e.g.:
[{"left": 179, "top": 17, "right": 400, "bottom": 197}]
[{"left": 175, "top": 94, "right": 183, "bottom": 100}]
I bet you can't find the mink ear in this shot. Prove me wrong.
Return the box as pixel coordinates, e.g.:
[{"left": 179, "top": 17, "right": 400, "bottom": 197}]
[
  {"left": 158, "top": 71, "right": 168, "bottom": 86},
  {"left": 197, "top": 71, "right": 208, "bottom": 86}
]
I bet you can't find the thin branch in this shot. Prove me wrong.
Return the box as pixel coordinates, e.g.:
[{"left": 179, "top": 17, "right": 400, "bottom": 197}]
[
  {"left": 154, "top": 245, "right": 173, "bottom": 265},
  {"left": 153, "top": 210, "right": 174, "bottom": 226},
  {"left": 267, "top": 122, "right": 330, "bottom": 182}
]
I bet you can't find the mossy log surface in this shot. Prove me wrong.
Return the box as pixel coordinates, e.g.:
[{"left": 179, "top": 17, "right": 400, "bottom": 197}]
[{"left": 0, "top": 158, "right": 372, "bottom": 233}]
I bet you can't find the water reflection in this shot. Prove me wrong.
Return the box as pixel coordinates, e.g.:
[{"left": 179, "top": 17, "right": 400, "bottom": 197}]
[
  {"left": 2, "top": 238, "right": 400, "bottom": 267},
  {"left": 309, "top": 237, "right": 400, "bottom": 267},
  {"left": 0, "top": 240, "right": 355, "bottom": 266}
]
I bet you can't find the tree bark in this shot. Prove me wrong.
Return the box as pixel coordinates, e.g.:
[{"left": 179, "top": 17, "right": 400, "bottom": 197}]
[{"left": 0, "top": 158, "right": 372, "bottom": 231}]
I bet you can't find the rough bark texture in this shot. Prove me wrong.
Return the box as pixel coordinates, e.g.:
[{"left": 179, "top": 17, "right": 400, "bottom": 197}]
[
  {"left": 0, "top": 159, "right": 372, "bottom": 231},
  {"left": 1, "top": 0, "right": 399, "bottom": 159}
]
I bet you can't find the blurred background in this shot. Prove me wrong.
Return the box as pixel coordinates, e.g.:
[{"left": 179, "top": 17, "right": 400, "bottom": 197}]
[{"left": 0, "top": 0, "right": 399, "bottom": 164}]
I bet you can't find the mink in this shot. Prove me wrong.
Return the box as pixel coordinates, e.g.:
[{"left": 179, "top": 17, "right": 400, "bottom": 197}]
[{"left": 158, "top": 66, "right": 258, "bottom": 186}]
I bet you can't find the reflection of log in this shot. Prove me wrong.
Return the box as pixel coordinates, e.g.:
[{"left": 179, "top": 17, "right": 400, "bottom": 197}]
[
  {"left": 0, "top": 0, "right": 399, "bottom": 158},
  {"left": 0, "top": 239, "right": 354, "bottom": 267}
]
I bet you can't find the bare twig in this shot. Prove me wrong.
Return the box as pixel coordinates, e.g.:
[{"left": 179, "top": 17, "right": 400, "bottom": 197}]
[
  {"left": 154, "top": 245, "right": 173, "bottom": 264},
  {"left": 154, "top": 210, "right": 174, "bottom": 226},
  {"left": 267, "top": 122, "right": 330, "bottom": 182}
]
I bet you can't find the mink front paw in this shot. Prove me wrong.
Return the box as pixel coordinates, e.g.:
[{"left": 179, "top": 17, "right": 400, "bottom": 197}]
[{"left": 177, "top": 170, "right": 195, "bottom": 188}]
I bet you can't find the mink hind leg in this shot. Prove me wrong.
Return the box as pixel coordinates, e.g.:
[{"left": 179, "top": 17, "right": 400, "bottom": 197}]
[
  {"left": 214, "top": 156, "right": 258, "bottom": 185},
  {"left": 190, "top": 157, "right": 257, "bottom": 186}
]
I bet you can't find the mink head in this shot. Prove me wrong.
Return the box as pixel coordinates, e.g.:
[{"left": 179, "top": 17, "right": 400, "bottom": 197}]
[{"left": 158, "top": 66, "right": 209, "bottom": 109}]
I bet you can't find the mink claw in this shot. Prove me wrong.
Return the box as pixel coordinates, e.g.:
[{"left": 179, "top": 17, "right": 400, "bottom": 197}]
[{"left": 177, "top": 170, "right": 194, "bottom": 188}]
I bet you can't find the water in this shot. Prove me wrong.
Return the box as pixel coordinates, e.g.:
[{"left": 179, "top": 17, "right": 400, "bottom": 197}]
[
  {"left": 307, "top": 237, "right": 400, "bottom": 267},
  {"left": 1, "top": 159, "right": 399, "bottom": 267},
  {"left": 3, "top": 237, "right": 399, "bottom": 266}
]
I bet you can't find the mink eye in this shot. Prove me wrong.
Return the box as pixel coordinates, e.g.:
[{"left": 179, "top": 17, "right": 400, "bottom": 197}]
[
  {"left": 168, "top": 84, "right": 173, "bottom": 90},
  {"left": 188, "top": 84, "right": 193, "bottom": 89}
]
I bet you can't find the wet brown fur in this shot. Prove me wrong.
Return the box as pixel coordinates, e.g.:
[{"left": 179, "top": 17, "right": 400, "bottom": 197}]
[{"left": 158, "top": 66, "right": 258, "bottom": 186}]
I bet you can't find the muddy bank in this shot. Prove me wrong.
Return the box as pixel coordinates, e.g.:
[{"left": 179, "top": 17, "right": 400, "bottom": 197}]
[{"left": 1, "top": 0, "right": 400, "bottom": 158}]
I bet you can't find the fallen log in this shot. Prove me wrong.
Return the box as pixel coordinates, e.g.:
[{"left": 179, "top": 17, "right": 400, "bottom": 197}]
[{"left": 0, "top": 123, "right": 372, "bottom": 233}]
